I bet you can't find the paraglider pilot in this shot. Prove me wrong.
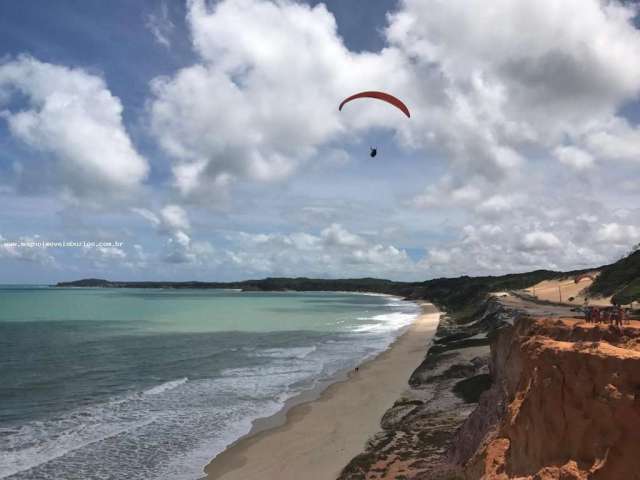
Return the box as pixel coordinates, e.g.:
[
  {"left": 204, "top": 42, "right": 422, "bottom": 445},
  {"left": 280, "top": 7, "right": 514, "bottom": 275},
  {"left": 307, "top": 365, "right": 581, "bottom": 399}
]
[{"left": 338, "top": 91, "right": 410, "bottom": 160}]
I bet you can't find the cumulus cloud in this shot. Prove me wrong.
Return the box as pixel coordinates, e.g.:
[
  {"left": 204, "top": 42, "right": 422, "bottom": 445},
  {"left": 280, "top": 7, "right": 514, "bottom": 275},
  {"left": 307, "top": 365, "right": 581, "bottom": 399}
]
[
  {"left": 78, "top": 245, "right": 128, "bottom": 269},
  {"left": 153, "top": 0, "right": 640, "bottom": 197},
  {"left": 388, "top": 0, "right": 640, "bottom": 124},
  {"left": 596, "top": 223, "right": 640, "bottom": 244},
  {"left": 132, "top": 204, "right": 190, "bottom": 233},
  {"left": 520, "top": 231, "right": 562, "bottom": 251},
  {"left": 148, "top": 0, "right": 416, "bottom": 202},
  {"left": 133, "top": 204, "right": 214, "bottom": 264},
  {"left": 418, "top": 197, "right": 640, "bottom": 277},
  {"left": 553, "top": 146, "right": 595, "bottom": 171},
  {"left": 159, "top": 205, "right": 190, "bottom": 232},
  {"left": 584, "top": 117, "right": 640, "bottom": 164},
  {"left": 395, "top": 0, "right": 640, "bottom": 203},
  {"left": 385, "top": 0, "right": 640, "bottom": 276},
  {"left": 5, "top": 0, "right": 640, "bottom": 281},
  {"left": 321, "top": 223, "right": 367, "bottom": 249},
  {"left": 224, "top": 223, "right": 413, "bottom": 277},
  {"left": 0, "top": 56, "right": 148, "bottom": 200}
]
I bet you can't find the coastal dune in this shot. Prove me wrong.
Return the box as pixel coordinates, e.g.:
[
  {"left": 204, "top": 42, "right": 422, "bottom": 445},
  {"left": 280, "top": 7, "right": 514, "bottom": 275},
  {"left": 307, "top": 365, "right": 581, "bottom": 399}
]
[{"left": 205, "top": 303, "right": 440, "bottom": 480}]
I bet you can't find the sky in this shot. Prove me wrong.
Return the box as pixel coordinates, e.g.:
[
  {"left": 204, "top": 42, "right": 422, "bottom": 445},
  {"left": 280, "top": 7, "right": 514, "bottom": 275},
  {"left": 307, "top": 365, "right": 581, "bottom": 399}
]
[{"left": 1, "top": 0, "right": 640, "bottom": 283}]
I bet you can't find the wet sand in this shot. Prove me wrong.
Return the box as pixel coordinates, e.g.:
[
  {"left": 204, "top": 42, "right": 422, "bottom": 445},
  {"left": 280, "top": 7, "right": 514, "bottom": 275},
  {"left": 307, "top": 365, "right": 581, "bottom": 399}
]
[{"left": 204, "top": 302, "right": 441, "bottom": 480}]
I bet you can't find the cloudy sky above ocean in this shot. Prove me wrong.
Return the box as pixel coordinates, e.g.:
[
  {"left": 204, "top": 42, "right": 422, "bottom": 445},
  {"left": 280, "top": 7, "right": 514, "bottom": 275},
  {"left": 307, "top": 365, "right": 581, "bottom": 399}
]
[{"left": 1, "top": 0, "right": 640, "bottom": 282}]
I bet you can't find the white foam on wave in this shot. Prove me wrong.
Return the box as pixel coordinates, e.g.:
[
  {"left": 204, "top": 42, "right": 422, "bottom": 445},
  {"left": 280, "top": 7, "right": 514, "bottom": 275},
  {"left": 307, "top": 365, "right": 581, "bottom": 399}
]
[
  {"left": 352, "top": 311, "right": 418, "bottom": 334},
  {"left": 355, "top": 292, "right": 396, "bottom": 298},
  {"left": 1, "top": 378, "right": 192, "bottom": 478},
  {"left": 143, "top": 377, "right": 188, "bottom": 396},
  {"left": 150, "top": 395, "right": 286, "bottom": 480},
  {"left": 250, "top": 346, "right": 317, "bottom": 359},
  {"left": 0, "top": 407, "right": 155, "bottom": 479}
]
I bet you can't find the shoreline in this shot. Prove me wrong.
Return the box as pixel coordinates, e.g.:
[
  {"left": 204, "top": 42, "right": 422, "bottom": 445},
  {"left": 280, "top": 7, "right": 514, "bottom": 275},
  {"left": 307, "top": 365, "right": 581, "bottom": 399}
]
[{"left": 204, "top": 302, "right": 441, "bottom": 480}]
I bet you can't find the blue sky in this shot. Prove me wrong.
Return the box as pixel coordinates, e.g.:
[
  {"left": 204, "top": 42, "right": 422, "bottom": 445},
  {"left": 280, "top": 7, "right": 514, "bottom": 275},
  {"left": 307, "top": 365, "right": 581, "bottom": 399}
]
[{"left": 1, "top": 0, "right": 640, "bottom": 283}]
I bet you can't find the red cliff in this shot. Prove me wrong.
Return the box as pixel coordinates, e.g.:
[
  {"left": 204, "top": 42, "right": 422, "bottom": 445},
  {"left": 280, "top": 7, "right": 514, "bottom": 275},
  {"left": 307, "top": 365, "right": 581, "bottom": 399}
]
[{"left": 454, "top": 317, "right": 640, "bottom": 480}]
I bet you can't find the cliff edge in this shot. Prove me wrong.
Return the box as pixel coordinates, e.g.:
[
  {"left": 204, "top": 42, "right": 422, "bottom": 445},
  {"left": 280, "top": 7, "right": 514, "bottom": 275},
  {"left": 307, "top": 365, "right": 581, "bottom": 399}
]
[{"left": 451, "top": 315, "right": 640, "bottom": 480}]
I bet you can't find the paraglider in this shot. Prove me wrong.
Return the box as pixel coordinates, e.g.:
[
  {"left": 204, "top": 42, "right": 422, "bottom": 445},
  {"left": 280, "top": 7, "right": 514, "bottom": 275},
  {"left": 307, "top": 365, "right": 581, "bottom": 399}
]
[
  {"left": 339, "top": 91, "right": 411, "bottom": 118},
  {"left": 338, "top": 91, "right": 410, "bottom": 157},
  {"left": 575, "top": 274, "right": 596, "bottom": 284}
]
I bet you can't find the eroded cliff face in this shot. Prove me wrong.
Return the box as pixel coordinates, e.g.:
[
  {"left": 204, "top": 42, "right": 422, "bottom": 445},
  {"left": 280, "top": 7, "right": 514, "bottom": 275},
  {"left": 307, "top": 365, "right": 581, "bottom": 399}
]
[
  {"left": 454, "top": 317, "right": 640, "bottom": 480},
  {"left": 338, "top": 297, "right": 516, "bottom": 480}
]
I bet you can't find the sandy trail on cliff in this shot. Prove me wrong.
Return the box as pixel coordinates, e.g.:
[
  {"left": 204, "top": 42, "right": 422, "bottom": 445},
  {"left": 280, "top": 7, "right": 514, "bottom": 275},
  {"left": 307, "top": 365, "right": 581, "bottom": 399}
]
[{"left": 204, "top": 303, "right": 440, "bottom": 480}]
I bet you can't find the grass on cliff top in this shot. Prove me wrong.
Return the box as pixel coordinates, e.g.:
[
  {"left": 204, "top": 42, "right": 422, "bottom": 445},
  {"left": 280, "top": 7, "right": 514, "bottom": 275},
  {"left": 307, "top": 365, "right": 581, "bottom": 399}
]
[
  {"left": 612, "top": 278, "right": 640, "bottom": 305},
  {"left": 415, "top": 267, "right": 595, "bottom": 318}
]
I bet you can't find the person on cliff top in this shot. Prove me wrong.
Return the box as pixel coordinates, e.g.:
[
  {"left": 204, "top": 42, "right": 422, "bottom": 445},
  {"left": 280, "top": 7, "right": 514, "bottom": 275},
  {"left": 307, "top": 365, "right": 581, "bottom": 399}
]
[
  {"left": 584, "top": 306, "right": 592, "bottom": 323},
  {"left": 612, "top": 307, "right": 621, "bottom": 327}
]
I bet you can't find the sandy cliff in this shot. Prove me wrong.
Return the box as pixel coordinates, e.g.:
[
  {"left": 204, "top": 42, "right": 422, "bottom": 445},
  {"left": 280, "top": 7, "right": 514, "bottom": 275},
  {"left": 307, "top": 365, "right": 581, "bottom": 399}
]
[
  {"left": 452, "top": 316, "right": 640, "bottom": 480},
  {"left": 338, "top": 297, "right": 515, "bottom": 479},
  {"left": 339, "top": 292, "right": 640, "bottom": 480}
]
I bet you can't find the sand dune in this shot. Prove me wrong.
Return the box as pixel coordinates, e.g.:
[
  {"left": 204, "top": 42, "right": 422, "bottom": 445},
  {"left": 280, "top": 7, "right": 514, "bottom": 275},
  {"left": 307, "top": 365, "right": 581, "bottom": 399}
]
[{"left": 523, "top": 272, "right": 612, "bottom": 306}]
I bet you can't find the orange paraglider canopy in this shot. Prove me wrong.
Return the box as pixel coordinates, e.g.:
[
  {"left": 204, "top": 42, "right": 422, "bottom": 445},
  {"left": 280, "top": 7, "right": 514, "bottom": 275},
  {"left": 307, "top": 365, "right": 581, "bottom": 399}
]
[
  {"left": 575, "top": 274, "right": 596, "bottom": 284},
  {"left": 339, "top": 91, "right": 410, "bottom": 118}
]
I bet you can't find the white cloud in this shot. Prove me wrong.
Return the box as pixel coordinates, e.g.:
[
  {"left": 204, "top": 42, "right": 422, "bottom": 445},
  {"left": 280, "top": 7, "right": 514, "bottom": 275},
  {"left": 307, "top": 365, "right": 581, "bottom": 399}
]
[
  {"left": 391, "top": 0, "right": 640, "bottom": 202},
  {"left": 521, "top": 231, "right": 562, "bottom": 251},
  {"left": 225, "top": 223, "right": 412, "bottom": 277},
  {"left": 81, "top": 246, "right": 127, "bottom": 266},
  {"left": 133, "top": 204, "right": 190, "bottom": 234},
  {"left": 160, "top": 205, "right": 190, "bottom": 232},
  {"left": 596, "top": 223, "right": 640, "bottom": 244},
  {"left": 5, "top": 0, "right": 640, "bottom": 282},
  {"left": 584, "top": 117, "right": 640, "bottom": 163},
  {"left": 133, "top": 204, "right": 213, "bottom": 265},
  {"left": 321, "top": 223, "right": 367, "bottom": 248},
  {"left": 131, "top": 207, "right": 161, "bottom": 228},
  {"left": 553, "top": 146, "right": 595, "bottom": 171},
  {"left": 0, "top": 56, "right": 148, "bottom": 200},
  {"left": 145, "top": 2, "right": 175, "bottom": 48},
  {"left": 417, "top": 196, "right": 640, "bottom": 278},
  {"left": 0, "top": 234, "right": 56, "bottom": 266},
  {"left": 388, "top": 0, "right": 640, "bottom": 118},
  {"left": 147, "top": 0, "right": 640, "bottom": 216},
  {"left": 148, "top": 0, "right": 417, "bottom": 202}
]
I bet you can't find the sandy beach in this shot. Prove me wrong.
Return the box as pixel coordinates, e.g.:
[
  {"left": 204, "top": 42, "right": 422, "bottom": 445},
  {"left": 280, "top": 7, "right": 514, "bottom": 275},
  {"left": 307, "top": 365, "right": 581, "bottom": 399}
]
[{"left": 204, "top": 302, "right": 441, "bottom": 480}]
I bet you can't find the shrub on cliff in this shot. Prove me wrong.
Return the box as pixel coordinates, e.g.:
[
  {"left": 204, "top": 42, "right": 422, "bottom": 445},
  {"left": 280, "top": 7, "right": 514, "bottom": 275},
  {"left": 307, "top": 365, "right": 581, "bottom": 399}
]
[{"left": 589, "top": 250, "right": 640, "bottom": 304}]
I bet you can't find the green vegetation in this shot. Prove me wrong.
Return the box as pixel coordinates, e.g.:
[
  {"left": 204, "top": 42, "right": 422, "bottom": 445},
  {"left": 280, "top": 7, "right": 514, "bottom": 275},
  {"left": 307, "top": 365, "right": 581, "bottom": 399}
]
[
  {"left": 613, "top": 278, "right": 640, "bottom": 305},
  {"left": 589, "top": 249, "right": 640, "bottom": 304}
]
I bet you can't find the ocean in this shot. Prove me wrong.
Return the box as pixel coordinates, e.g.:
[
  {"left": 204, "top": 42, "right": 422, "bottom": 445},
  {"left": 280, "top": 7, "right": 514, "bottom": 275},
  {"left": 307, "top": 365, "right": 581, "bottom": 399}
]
[{"left": 0, "top": 286, "right": 420, "bottom": 480}]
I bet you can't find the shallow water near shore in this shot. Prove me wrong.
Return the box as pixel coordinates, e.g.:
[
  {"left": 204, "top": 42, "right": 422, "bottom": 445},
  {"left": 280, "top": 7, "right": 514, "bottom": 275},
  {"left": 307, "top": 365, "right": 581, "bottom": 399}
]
[{"left": 0, "top": 287, "right": 419, "bottom": 480}]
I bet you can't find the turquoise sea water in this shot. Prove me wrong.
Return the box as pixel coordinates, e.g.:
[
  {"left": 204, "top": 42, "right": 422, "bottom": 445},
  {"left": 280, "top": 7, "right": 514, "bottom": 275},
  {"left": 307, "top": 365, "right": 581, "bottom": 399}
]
[{"left": 0, "top": 287, "right": 419, "bottom": 480}]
